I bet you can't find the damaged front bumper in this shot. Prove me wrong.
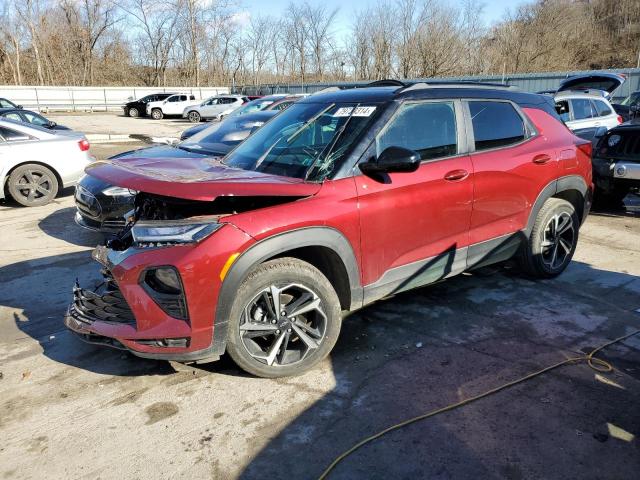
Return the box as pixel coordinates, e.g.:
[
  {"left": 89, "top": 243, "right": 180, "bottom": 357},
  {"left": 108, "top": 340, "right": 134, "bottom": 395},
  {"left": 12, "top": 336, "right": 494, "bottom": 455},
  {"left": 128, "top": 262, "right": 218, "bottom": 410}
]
[{"left": 64, "top": 223, "right": 255, "bottom": 362}]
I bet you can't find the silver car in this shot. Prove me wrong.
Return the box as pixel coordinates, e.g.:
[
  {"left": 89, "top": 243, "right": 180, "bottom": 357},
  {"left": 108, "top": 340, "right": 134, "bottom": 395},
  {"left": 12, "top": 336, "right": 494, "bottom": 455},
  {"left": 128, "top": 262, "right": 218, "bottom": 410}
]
[{"left": 0, "top": 118, "right": 93, "bottom": 206}]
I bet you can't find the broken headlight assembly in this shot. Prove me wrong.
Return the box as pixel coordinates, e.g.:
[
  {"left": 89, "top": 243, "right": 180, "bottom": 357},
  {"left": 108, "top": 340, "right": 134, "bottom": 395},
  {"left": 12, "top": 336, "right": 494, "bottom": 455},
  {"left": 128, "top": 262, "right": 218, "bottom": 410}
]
[
  {"left": 131, "top": 220, "right": 222, "bottom": 248},
  {"left": 102, "top": 186, "right": 138, "bottom": 197}
]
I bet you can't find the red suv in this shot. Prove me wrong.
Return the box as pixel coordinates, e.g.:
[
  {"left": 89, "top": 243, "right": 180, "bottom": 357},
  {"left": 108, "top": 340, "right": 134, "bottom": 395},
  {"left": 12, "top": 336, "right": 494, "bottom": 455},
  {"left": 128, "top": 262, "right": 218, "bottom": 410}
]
[{"left": 65, "top": 82, "right": 593, "bottom": 377}]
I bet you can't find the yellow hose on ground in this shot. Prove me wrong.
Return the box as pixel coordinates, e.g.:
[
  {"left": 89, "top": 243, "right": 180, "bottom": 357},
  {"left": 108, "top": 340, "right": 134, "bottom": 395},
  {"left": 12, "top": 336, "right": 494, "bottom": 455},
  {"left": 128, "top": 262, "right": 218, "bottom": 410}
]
[{"left": 318, "top": 328, "right": 640, "bottom": 480}]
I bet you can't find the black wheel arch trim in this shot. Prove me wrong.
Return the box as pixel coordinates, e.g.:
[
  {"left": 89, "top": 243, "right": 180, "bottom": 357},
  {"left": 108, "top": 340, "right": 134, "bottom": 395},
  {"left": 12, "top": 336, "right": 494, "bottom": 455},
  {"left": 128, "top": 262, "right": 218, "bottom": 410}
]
[
  {"left": 210, "top": 226, "right": 363, "bottom": 357},
  {"left": 525, "top": 175, "right": 590, "bottom": 235}
]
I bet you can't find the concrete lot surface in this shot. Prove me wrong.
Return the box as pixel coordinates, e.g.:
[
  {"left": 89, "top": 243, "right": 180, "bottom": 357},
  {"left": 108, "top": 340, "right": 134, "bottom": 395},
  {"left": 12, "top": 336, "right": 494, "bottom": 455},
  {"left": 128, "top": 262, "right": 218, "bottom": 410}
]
[
  {"left": 0, "top": 147, "right": 639, "bottom": 479},
  {"left": 48, "top": 112, "right": 204, "bottom": 138}
]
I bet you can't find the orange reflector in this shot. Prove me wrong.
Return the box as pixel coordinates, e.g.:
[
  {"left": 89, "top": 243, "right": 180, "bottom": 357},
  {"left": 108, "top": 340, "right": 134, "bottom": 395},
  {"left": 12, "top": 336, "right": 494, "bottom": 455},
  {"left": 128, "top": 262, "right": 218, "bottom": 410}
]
[{"left": 219, "top": 253, "right": 240, "bottom": 281}]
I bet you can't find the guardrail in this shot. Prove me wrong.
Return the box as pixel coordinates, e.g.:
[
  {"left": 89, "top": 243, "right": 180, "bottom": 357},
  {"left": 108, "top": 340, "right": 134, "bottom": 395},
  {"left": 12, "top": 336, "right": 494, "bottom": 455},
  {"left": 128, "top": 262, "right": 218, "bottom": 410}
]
[{"left": 0, "top": 86, "right": 230, "bottom": 112}]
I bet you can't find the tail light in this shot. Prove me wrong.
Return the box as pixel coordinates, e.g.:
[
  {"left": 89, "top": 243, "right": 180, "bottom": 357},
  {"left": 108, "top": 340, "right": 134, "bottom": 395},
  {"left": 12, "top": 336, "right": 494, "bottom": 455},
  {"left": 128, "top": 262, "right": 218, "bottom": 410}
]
[
  {"left": 576, "top": 140, "right": 592, "bottom": 158},
  {"left": 78, "top": 139, "right": 90, "bottom": 151},
  {"left": 617, "top": 115, "right": 623, "bottom": 124}
]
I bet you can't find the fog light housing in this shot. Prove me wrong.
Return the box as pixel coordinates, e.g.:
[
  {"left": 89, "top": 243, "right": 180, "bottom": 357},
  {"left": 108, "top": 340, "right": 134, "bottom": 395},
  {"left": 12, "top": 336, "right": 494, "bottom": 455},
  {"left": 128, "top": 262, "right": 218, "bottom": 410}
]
[{"left": 142, "top": 267, "right": 189, "bottom": 320}]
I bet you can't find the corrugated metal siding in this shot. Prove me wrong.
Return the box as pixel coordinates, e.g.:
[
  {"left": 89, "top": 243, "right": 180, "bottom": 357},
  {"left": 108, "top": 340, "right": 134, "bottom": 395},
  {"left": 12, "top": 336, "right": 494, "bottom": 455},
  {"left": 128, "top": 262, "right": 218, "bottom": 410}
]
[{"left": 234, "top": 68, "right": 640, "bottom": 102}]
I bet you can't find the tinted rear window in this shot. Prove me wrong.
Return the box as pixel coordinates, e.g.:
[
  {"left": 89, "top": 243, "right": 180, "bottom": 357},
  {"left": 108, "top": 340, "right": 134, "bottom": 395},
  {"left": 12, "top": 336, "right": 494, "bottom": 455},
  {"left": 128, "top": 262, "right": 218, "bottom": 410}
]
[{"left": 469, "top": 101, "right": 526, "bottom": 151}]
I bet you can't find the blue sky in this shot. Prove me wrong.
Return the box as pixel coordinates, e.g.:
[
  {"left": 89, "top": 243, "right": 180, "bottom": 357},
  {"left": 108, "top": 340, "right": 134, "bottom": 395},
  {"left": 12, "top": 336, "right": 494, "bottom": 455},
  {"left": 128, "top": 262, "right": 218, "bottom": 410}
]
[{"left": 241, "top": 0, "right": 532, "bottom": 35}]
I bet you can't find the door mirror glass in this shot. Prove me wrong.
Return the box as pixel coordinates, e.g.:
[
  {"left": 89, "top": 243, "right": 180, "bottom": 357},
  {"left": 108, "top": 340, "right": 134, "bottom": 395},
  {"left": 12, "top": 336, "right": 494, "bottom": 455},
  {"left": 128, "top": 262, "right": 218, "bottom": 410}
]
[{"left": 360, "top": 146, "right": 420, "bottom": 175}]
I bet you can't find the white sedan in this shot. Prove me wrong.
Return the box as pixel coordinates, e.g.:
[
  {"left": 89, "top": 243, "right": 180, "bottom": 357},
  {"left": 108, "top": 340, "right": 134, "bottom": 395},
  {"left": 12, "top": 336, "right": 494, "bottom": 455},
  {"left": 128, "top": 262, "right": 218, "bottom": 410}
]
[{"left": 0, "top": 118, "right": 93, "bottom": 206}]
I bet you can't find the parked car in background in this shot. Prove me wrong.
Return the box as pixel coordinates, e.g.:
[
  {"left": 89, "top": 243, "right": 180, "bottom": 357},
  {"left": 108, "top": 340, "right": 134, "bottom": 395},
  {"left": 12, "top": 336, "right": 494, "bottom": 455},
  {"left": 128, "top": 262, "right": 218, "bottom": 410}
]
[
  {"left": 182, "top": 95, "right": 248, "bottom": 123},
  {"left": 0, "top": 108, "right": 70, "bottom": 130},
  {"left": 591, "top": 119, "right": 640, "bottom": 203},
  {"left": 614, "top": 90, "right": 640, "bottom": 122},
  {"left": 554, "top": 91, "right": 622, "bottom": 132},
  {"left": 0, "top": 118, "right": 92, "bottom": 206},
  {"left": 66, "top": 82, "right": 592, "bottom": 377},
  {"left": 0, "top": 98, "right": 21, "bottom": 109},
  {"left": 75, "top": 110, "right": 278, "bottom": 232},
  {"left": 179, "top": 95, "right": 302, "bottom": 140},
  {"left": 123, "top": 93, "right": 175, "bottom": 118},
  {"left": 146, "top": 93, "right": 198, "bottom": 120}
]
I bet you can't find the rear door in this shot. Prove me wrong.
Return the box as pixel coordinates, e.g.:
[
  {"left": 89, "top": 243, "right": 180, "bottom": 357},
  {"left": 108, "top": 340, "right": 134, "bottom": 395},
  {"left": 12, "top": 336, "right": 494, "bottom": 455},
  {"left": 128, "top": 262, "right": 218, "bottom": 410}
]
[
  {"left": 357, "top": 100, "right": 473, "bottom": 295},
  {"left": 566, "top": 98, "right": 597, "bottom": 131},
  {"left": 165, "top": 95, "right": 187, "bottom": 115},
  {"left": 466, "top": 100, "right": 558, "bottom": 265}
]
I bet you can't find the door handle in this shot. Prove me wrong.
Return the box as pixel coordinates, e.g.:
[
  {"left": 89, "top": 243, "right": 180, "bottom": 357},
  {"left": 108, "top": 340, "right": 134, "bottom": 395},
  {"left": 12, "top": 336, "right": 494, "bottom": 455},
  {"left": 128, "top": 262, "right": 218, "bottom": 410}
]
[
  {"left": 444, "top": 169, "right": 469, "bottom": 181},
  {"left": 532, "top": 154, "right": 551, "bottom": 164}
]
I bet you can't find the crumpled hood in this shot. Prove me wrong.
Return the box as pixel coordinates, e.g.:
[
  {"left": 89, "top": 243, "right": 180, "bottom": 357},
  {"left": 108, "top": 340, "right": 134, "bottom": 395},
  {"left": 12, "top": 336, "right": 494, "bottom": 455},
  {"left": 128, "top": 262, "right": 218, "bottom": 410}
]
[{"left": 85, "top": 156, "right": 321, "bottom": 201}]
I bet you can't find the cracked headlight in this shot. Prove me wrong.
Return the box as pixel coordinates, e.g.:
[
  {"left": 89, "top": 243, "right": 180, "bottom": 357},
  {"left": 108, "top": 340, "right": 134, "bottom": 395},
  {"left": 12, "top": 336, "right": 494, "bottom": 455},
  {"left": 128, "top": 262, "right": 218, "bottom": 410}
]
[
  {"left": 132, "top": 221, "right": 222, "bottom": 247},
  {"left": 102, "top": 186, "right": 138, "bottom": 197}
]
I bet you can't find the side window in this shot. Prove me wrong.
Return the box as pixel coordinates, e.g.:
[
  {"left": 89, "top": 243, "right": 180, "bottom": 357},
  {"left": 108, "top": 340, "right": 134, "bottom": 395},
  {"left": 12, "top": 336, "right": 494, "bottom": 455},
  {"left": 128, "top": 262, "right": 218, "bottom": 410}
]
[
  {"left": 555, "top": 100, "right": 570, "bottom": 122},
  {"left": 4, "top": 113, "right": 22, "bottom": 122},
  {"left": 376, "top": 101, "right": 457, "bottom": 160},
  {"left": 180, "top": 95, "right": 187, "bottom": 102},
  {"left": 23, "top": 112, "right": 48, "bottom": 126},
  {"left": 593, "top": 100, "right": 612, "bottom": 117},
  {"left": 570, "top": 99, "right": 594, "bottom": 120},
  {"left": 469, "top": 101, "right": 525, "bottom": 151},
  {"left": 167, "top": 96, "right": 179, "bottom": 102},
  {"left": 190, "top": 95, "right": 195, "bottom": 100},
  {"left": 0, "top": 99, "right": 13, "bottom": 108},
  {"left": 0, "top": 126, "right": 31, "bottom": 142}
]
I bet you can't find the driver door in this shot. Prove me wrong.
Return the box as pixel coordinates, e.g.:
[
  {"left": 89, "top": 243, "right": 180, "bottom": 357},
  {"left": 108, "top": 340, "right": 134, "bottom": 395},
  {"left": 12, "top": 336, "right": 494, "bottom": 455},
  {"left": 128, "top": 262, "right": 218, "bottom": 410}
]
[{"left": 356, "top": 100, "right": 473, "bottom": 298}]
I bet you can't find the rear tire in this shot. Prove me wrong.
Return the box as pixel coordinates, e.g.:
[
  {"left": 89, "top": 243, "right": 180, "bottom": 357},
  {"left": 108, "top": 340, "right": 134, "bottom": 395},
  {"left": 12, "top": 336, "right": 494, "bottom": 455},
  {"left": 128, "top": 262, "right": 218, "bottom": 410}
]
[
  {"left": 226, "top": 258, "right": 342, "bottom": 378},
  {"left": 7, "top": 163, "right": 59, "bottom": 207},
  {"left": 187, "top": 111, "right": 201, "bottom": 123},
  {"left": 151, "top": 108, "right": 163, "bottom": 120},
  {"left": 128, "top": 107, "right": 139, "bottom": 118},
  {"left": 518, "top": 198, "right": 578, "bottom": 278}
]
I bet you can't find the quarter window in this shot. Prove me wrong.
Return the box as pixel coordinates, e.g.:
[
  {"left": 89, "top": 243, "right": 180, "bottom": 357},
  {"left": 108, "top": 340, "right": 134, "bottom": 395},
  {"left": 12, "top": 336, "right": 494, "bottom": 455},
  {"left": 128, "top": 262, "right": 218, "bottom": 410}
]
[
  {"left": 469, "top": 101, "right": 526, "bottom": 151},
  {"left": 570, "top": 99, "right": 595, "bottom": 120},
  {"left": 376, "top": 101, "right": 457, "bottom": 160},
  {"left": 593, "top": 100, "right": 612, "bottom": 117},
  {"left": 0, "top": 126, "right": 31, "bottom": 142}
]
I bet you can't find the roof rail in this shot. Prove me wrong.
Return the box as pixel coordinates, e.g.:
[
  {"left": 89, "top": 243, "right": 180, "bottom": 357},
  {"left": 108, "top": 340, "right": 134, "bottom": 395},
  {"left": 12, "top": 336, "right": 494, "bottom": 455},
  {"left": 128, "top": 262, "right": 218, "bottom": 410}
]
[
  {"left": 397, "top": 81, "right": 518, "bottom": 94},
  {"left": 365, "top": 79, "right": 407, "bottom": 88}
]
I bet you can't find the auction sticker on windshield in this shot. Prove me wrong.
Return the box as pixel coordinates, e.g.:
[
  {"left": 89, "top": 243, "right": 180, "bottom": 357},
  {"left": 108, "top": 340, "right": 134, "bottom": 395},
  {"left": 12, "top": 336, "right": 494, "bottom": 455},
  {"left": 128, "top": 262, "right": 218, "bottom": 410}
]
[{"left": 333, "top": 106, "right": 376, "bottom": 117}]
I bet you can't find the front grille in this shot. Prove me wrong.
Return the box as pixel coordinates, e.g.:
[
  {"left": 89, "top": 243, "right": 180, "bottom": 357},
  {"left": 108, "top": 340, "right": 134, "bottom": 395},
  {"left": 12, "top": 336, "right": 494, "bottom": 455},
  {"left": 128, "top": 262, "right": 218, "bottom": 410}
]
[
  {"left": 75, "top": 185, "right": 102, "bottom": 218},
  {"left": 607, "top": 133, "right": 640, "bottom": 158},
  {"left": 70, "top": 271, "right": 135, "bottom": 325}
]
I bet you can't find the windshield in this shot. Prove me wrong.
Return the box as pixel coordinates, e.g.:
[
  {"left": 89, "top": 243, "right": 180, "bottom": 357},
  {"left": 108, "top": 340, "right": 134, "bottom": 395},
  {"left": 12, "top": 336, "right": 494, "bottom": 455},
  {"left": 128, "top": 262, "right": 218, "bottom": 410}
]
[
  {"left": 223, "top": 102, "right": 379, "bottom": 181},
  {"left": 620, "top": 92, "right": 640, "bottom": 106},
  {"left": 181, "top": 115, "right": 271, "bottom": 154},
  {"left": 226, "top": 98, "right": 280, "bottom": 119}
]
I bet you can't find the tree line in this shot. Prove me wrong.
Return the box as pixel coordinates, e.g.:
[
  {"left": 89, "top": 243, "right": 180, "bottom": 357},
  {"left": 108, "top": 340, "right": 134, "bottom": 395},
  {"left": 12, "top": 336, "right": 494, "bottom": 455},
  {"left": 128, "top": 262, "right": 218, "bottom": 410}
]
[{"left": 0, "top": 0, "right": 639, "bottom": 88}]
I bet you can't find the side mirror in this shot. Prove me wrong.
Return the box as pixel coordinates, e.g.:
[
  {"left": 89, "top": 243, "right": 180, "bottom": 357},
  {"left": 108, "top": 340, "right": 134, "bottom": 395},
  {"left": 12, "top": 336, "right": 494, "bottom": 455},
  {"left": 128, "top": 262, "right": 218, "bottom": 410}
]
[
  {"left": 47, "top": 121, "right": 57, "bottom": 128},
  {"left": 594, "top": 126, "right": 607, "bottom": 138},
  {"left": 17, "top": 105, "right": 23, "bottom": 109},
  {"left": 359, "top": 146, "right": 421, "bottom": 175}
]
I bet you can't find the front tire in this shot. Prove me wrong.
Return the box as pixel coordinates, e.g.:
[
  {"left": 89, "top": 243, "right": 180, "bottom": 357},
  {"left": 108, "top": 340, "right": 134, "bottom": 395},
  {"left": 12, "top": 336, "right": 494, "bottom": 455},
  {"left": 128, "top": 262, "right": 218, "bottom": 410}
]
[
  {"left": 128, "top": 107, "right": 139, "bottom": 118},
  {"left": 518, "top": 198, "right": 579, "bottom": 278},
  {"left": 226, "top": 258, "right": 342, "bottom": 378},
  {"left": 7, "top": 163, "right": 59, "bottom": 207},
  {"left": 187, "top": 111, "right": 201, "bottom": 123},
  {"left": 151, "top": 108, "right": 163, "bottom": 120}
]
